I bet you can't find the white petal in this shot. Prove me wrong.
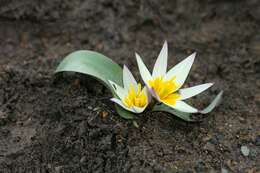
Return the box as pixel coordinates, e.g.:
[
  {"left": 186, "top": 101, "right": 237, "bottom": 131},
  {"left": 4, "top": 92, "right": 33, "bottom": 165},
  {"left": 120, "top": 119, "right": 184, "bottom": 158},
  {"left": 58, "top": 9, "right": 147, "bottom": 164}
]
[
  {"left": 130, "top": 87, "right": 149, "bottom": 113},
  {"left": 152, "top": 41, "right": 168, "bottom": 78},
  {"left": 164, "top": 52, "right": 196, "bottom": 89},
  {"left": 110, "top": 98, "right": 135, "bottom": 113},
  {"left": 142, "top": 87, "right": 151, "bottom": 104},
  {"left": 108, "top": 80, "right": 127, "bottom": 100},
  {"left": 123, "top": 65, "right": 138, "bottom": 90},
  {"left": 147, "top": 86, "right": 160, "bottom": 101},
  {"left": 133, "top": 107, "right": 146, "bottom": 113},
  {"left": 111, "top": 98, "right": 146, "bottom": 114},
  {"left": 179, "top": 83, "right": 214, "bottom": 100},
  {"left": 166, "top": 100, "right": 198, "bottom": 113},
  {"left": 135, "top": 53, "right": 152, "bottom": 84}
]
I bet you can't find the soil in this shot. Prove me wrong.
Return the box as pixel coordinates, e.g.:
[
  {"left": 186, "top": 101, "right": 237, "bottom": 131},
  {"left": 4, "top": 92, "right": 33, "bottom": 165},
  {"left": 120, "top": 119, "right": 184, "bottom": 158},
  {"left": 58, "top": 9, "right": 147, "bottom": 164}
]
[{"left": 0, "top": 0, "right": 259, "bottom": 172}]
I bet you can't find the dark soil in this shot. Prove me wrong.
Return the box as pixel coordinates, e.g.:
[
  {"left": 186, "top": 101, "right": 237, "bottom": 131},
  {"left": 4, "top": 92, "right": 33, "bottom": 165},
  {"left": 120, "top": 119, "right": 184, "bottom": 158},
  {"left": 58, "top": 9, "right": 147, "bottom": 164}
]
[{"left": 0, "top": 0, "right": 259, "bottom": 172}]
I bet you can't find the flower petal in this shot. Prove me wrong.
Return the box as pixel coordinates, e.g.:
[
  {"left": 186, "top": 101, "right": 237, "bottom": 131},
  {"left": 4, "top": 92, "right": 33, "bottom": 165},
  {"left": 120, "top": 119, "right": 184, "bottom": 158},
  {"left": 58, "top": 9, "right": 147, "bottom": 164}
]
[
  {"left": 135, "top": 53, "right": 152, "bottom": 84},
  {"left": 132, "top": 87, "right": 149, "bottom": 113},
  {"left": 123, "top": 65, "right": 138, "bottom": 90},
  {"left": 152, "top": 41, "right": 168, "bottom": 78},
  {"left": 179, "top": 83, "right": 214, "bottom": 100},
  {"left": 165, "top": 100, "right": 198, "bottom": 113},
  {"left": 111, "top": 98, "right": 146, "bottom": 114},
  {"left": 141, "top": 87, "right": 151, "bottom": 103},
  {"left": 147, "top": 86, "right": 160, "bottom": 101},
  {"left": 164, "top": 52, "right": 196, "bottom": 89},
  {"left": 110, "top": 98, "right": 135, "bottom": 113},
  {"left": 145, "top": 88, "right": 151, "bottom": 106},
  {"left": 133, "top": 106, "right": 146, "bottom": 113},
  {"left": 108, "top": 80, "right": 127, "bottom": 100}
]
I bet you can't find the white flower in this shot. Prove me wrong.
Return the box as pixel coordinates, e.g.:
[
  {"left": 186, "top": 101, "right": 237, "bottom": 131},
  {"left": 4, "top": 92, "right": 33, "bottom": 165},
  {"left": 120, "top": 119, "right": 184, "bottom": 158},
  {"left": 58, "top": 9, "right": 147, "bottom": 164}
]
[
  {"left": 136, "top": 41, "right": 214, "bottom": 113},
  {"left": 109, "top": 65, "right": 149, "bottom": 113}
]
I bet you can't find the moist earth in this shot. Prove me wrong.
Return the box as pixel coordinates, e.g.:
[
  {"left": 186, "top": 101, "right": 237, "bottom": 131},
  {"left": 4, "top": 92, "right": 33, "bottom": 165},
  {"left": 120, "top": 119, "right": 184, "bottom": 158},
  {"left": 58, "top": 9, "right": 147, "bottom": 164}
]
[{"left": 0, "top": 0, "right": 259, "bottom": 172}]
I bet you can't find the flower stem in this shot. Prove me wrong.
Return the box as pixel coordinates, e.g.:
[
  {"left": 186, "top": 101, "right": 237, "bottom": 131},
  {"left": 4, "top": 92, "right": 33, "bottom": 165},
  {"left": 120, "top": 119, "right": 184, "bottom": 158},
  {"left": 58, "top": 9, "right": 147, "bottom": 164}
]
[{"left": 148, "top": 98, "right": 157, "bottom": 111}]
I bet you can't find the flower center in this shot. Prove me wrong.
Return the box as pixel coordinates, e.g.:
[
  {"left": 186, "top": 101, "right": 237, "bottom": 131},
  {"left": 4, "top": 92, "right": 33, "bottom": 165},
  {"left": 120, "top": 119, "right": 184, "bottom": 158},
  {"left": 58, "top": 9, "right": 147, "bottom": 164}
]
[
  {"left": 148, "top": 76, "right": 181, "bottom": 106},
  {"left": 123, "top": 83, "right": 147, "bottom": 108}
]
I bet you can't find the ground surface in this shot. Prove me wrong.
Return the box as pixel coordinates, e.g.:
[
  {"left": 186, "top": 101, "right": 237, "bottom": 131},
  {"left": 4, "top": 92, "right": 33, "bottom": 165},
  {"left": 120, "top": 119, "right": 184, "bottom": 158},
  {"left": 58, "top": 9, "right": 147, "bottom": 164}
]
[{"left": 0, "top": 0, "right": 259, "bottom": 172}]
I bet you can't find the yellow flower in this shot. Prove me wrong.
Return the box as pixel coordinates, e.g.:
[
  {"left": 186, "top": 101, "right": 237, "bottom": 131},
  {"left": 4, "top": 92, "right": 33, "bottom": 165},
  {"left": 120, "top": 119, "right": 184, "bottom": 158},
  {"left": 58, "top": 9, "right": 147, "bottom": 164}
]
[
  {"left": 148, "top": 76, "right": 181, "bottom": 106},
  {"left": 136, "top": 41, "right": 214, "bottom": 113},
  {"left": 109, "top": 66, "right": 149, "bottom": 113},
  {"left": 123, "top": 83, "right": 147, "bottom": 108}
]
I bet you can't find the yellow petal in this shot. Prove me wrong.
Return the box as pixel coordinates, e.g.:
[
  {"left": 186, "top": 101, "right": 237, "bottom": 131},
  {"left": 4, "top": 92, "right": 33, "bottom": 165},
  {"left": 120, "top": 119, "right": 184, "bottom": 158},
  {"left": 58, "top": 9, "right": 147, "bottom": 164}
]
[{"left": 161, "top": 93, "right": 181, "bottom": 106}]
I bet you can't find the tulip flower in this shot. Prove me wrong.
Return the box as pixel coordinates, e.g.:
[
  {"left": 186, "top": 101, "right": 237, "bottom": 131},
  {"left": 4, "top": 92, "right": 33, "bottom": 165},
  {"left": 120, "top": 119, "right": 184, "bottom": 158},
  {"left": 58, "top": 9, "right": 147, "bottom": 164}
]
[
  {"left": 136, "top": 41, "right": 218, "bottom": 114},
  {"left": 109, "top": 65, "right": 149, "bottom": 113}
]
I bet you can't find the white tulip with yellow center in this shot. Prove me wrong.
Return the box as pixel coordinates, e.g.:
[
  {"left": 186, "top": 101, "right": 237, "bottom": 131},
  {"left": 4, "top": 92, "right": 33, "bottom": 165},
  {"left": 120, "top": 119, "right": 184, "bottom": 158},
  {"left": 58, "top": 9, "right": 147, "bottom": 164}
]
[
  {"left": 109, "top": 65, "right": 149, "bottom": 113},
  {"left": 136, "top": 41, "right": 214, "bottom": 113}
]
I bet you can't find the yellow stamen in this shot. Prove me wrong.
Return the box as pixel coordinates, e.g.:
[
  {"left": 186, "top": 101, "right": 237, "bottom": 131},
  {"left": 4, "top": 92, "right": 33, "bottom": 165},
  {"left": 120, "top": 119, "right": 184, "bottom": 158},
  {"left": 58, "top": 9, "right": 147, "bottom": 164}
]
[
  {"left": 123, "top": 83, "right": 147, "bottom": 108},
  {"left": 148, "top": 76, "right": 181, "bottom": 106}
]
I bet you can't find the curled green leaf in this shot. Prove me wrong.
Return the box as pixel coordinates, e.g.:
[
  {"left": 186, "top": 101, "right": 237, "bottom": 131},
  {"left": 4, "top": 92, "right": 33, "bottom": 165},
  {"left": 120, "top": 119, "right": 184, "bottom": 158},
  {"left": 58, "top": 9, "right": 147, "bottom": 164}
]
[
  {"left": 55, "top": 50, "right": 135, "bottom": 119},
  {"left": 152, "top": 91, "right": 223, "bottom": 121},
  {"left": 200, "top": 91, "right": 223, "bottom": 114}
]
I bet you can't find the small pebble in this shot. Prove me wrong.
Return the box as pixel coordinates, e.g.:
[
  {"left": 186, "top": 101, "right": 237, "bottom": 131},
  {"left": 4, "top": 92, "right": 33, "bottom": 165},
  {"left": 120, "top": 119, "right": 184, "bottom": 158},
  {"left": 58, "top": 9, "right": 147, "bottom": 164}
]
[
  {"left": 221, "top": 168, "right": 229, "bottom": 173},
  {"left": 87, "top": 106, "right": 93, "bottom": 110},
  {"left": 80, "top": 156, "right": 87, "bottom": 163},
  {"left": 100, "top": 111, "right": 108, "bottom": 118},
  {"left": 238, "top": 116, "right": 246, "bottom": 123},
  {"left": 241, "top": 145, "right": 250, "bottom": 156},
  {"left": 55, "top": 166, "right": 63, "bottom": 173},
  {"left": 93, "top": 107, "right": 100, "bottom": 111}
]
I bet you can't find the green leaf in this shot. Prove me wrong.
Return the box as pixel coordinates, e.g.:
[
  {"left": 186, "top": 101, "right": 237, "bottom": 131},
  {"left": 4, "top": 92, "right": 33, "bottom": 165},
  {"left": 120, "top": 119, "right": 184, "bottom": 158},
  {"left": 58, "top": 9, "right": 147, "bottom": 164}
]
[
  {"left": 55, "top": 50, "right": 135, "bottom": 119},
  {"left": 152, "top": 91, "right": 224, "bottom": 121},
  {"left": 152, "top": 104, "right": 194, "bottom": 121},
  {"left": 115, "top": 105, "right": 134, "bottom": 119},
  {"left": 56, "top": 50, "right": 122, "bottom": 91},
  {"left": 200, "top": 91, "right": 223, "bottom": 114}
]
